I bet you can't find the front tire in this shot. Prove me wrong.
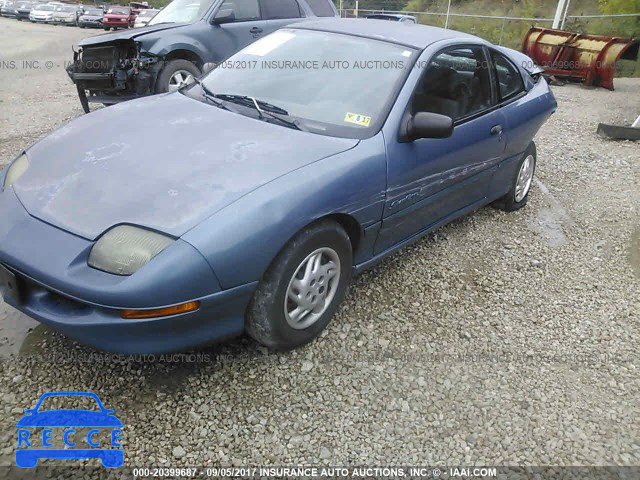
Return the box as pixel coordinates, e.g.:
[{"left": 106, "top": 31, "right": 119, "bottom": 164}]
[
  {"left": 155, "top": 59, "right": 201, "bottom": 93},
  {"left": 493, "top": 142, "right": 536, "bottom": 212},
  {"left": 246, "top": 220, "right": 353, "bottom": 350}
]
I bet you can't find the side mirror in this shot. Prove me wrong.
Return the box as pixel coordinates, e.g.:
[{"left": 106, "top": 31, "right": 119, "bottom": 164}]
[
  {"left": 23, "top": 408, "right": 35, "bottom": 414},
  {"left": 212, "top": 8, "right": 235, "bottom": 24},
  {"left": 403, "top": 111, "right": 454, "bottom": 141}
]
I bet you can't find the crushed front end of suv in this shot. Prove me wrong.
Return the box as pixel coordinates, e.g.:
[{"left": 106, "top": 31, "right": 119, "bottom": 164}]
[{"left": 66, "top": 0, "right": 339, "bottom": 113}]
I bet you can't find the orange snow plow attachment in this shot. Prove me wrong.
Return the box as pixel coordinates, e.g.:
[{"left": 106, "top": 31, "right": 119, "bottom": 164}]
[{"left": 522, "top": 27, "right": 639, "bottom": 90}]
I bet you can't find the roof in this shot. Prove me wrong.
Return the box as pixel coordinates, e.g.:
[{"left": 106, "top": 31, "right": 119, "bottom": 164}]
[{"left": 291, "top": 18, "right": 480, "bottom": 49}]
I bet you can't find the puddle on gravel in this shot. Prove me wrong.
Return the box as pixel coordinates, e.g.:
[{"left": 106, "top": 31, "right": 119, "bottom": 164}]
[
  {"left": 0, "top": 302, "right": 40, "bottom": 358},
  {"left": 631, "top": 227, "right": 640, "bottom": 278},
  {"left": 528, "top": 179, "right": 570, "bottom": 247}
]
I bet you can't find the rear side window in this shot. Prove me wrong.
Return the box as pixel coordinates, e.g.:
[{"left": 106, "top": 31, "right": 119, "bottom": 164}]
[
  {"left": 491, "top": 51, "right": 525, "bottom": 102},
  {"left": 306, "top": 0, "right": 335, "bottom": 17},
  {"left": 259, "top": 0, "right": 301, "bottom": 19}
]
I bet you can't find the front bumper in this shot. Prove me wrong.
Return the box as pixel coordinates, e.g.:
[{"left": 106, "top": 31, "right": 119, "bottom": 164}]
[
  {"left": 0, "top": 188, "right": 254, "bottom": 354},
  {"left": 66, "top": 43, "right": 161, "bottom": 113},
  {"left": 78, "top": 19, "right": 102, "bottom": 27},
  {"left": 2, "top": 266, "right": 254, "bottom": 354},
  {"left": 53, "top": 17, "right": 76, "bottom": 24}
]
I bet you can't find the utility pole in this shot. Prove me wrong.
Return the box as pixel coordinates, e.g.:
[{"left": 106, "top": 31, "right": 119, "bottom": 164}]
[
  {"left": 444, "top": 0, "right": 452, "bottom": 29},
  {"left": 552, "top": 0, "right": 569, "bottom": 29}
]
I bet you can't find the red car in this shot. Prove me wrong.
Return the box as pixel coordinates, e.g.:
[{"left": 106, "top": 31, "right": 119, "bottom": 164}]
[{"left": 102, "top": 5, "right": 134, "bottom": 30}]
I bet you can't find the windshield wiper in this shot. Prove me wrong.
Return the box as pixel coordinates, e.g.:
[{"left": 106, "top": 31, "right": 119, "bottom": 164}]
[
  {"left": 192, "top": 79, "right": 230, "bottom": 111},
  {"left": 215, "top": 94, "right": 306, "bottom": 131}
]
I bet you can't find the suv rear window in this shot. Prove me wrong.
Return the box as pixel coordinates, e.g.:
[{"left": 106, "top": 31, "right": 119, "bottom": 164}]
[
  {"left": 259, "top": 0, "right": 301, "bottom": 19},
  {"left": 306, "top": 0, "right": 334, "bottom": 16}
]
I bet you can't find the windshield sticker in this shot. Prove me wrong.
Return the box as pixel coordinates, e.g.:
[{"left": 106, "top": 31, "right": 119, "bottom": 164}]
[
  {"left": 401, "top": 50, "right": 412, "bottom": 57},
  {"left": 243, "top": 31, "right": 296, "bottom": 57},
  {"left": 344, "top": 113, "right": 372, "bottom": 127}
]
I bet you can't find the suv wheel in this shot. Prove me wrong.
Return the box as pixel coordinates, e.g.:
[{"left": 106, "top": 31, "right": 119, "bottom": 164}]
[{"left": 155, "top": 59, "right": 201, "bottom": 94}]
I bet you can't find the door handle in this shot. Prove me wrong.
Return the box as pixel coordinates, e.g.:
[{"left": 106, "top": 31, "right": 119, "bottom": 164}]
[
  {"left": 250, "top": 27, "right": 263, "bottom": 34},
  {"left": 490, "top": 125, "right": 503, "bottom": 136}
]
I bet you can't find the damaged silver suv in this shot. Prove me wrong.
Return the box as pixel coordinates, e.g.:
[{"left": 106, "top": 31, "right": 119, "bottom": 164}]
[{"left": 66, "top": 0, "right": 338, "bottom": 112}]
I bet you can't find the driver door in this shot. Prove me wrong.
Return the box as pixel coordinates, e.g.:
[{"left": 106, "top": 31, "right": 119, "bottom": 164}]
[
  {"left": 206, "top": 0, "right": 267, "bottom": 64},
  {"left": 376, "top": 45, "right": 507, "bottom": 254}
]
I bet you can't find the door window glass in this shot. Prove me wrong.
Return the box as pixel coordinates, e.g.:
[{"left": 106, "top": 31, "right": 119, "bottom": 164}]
[{"left": 411, "top": 47, "right": 492, "bottom": 121}]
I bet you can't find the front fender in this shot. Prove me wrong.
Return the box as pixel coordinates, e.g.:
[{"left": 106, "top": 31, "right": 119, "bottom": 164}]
[
  {"left": 139, "top": 23, "right": 212, "bottom": 64},
  {"left": 182, "top": 134, "right": 388, "bottom": 289}
]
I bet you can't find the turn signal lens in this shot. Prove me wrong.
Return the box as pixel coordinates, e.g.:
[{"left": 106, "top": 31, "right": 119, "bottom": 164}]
[{"left": 121, "top": 301, "right": 200, "bottom": 320}]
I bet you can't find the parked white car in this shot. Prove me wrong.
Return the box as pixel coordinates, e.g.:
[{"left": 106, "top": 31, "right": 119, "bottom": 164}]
[
  {"left": 29, "top": 3, "right": 55, "bottom": 22},
  {"left": 133, "top": 7, "right": 158, "bottom": 27}
]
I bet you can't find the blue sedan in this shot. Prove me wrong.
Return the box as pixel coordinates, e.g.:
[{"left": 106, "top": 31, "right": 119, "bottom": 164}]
[{"left": 0, "top": 19, "right": 556, "bottom": 353}]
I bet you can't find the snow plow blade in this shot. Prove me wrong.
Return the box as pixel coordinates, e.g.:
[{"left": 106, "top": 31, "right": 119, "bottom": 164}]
[{"left": 522, "top": 27, "right": 639, "bottom": 90}]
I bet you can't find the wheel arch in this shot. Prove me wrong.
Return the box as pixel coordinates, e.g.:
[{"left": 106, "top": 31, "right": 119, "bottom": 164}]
[
  {"left": 315, "top": 213, "right": 362, "bottom": 255},
  {"left": 163, "top": 49, "right": 204, "bottom": 69}
]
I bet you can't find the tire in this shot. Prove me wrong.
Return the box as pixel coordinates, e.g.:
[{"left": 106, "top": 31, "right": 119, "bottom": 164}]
[
  {"left": 246, "top": 220, "right": 353, "bottom": 350},
  {"left": 103, "top": 26, "right": 109, "bottom": 30},
  {"left": 155, "top": 59, "right": 201, "bottom": 93},
  {"left": 493, "top": 141, "right": 536, "bottom": 212}
]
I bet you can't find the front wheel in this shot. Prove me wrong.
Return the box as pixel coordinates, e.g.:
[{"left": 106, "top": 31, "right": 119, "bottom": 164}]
[
  {"left": 246, "top": 220, "right": 353, "bottom": 350},
  {"left": 493, "top": 142, "right": 536, "bottom": 212},
  {"left": 155, "top": 59, "right": 201, "bottom": 93}
]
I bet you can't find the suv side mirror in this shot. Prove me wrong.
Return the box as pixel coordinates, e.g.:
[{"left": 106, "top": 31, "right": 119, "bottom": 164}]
[
  {"left": 212, "top": 8, "right": 235, "bottom": 24},
  {"left": 404, "top": 111, "right": 454, "bottom": 141}
]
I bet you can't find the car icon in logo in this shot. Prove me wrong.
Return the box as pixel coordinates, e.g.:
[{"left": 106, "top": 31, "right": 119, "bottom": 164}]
[{"left": 16, "top": 391, "right": 124, "bottom": 468}]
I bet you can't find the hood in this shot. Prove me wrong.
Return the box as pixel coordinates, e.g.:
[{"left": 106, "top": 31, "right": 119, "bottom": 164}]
[
  {"left": 78, "top": 23, "right": 187, "bottom": 47},
  {"left": 16, "top": 93, "right": 359, "bottom": 241},
  {"left": 17, "top": 410, "right": 123, "bottom": 427}
]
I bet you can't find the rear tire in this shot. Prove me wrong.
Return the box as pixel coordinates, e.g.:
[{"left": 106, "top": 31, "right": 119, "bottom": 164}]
[
  {"left": 493, "top": 142, "right": 536, "bottom": 212},
  {"left": 246, "top": 220, "right": 353, "bottom": 350}
]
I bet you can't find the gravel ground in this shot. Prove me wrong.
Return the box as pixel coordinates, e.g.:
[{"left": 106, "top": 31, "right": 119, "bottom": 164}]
[{"left": 0, "top": 17, "right": 639, "bottom": 471}]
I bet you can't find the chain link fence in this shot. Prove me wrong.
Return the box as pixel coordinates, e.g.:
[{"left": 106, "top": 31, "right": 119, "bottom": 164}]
[{"left": 334, "top": 1, "right": 640, "bottom": 76}]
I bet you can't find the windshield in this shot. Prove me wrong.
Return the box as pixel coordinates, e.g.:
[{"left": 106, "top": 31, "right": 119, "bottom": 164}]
[
  {"left": 35, "top": 5, "right": 54, "bottom": 11},
  {"left": 138, "top": 8, "right": 156, "bottom": 17},
  {"left": 57, "top": 5, "right": 75, "bottom": 12},
  {"left": 198, "top": 29, "right": 416, "bottom": 139},
  {"left": 37, "top": 395, "right": 101, "bottom": 412},
  {"left": 84, "top": 8, "right": 102, "bottom": 15},
  {"left": 148, "top": 0, "right": 213, "bottom": 25},
  {"left": 107, "top": 6, "right": 130, "bottom": 14}
]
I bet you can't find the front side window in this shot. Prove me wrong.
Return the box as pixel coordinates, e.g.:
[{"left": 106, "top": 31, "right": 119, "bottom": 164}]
[
  {"left": 411, "top": 46, "right": 492, "bottom": 121},
  {"left": 491, "top": 50, "right": 525, "bottom": 102},
  {"left": 198, "top": 29, "right": 416, "bottom": 139},
  {"left": 259, "top": 0, "right": 300, "bottom": 19},
  {"left": 217, "top": 0, "right": 260, "bottom": 21}
]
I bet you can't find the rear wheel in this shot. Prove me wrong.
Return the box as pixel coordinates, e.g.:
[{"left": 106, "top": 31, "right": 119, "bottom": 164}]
[
  {"left": 493, "top": 142, "right": 536, "bottom": 212},
  {"left": 246, "top": 220, "right": 353, "bottom": 350}
]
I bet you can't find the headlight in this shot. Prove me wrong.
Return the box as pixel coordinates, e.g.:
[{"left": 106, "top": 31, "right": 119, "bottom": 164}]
[
  {"left": 3, "top": 153, "right": 29, "bottom": 190},
  {"left": 88, "top": 225, "right": 174, "bottom": 276}
]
